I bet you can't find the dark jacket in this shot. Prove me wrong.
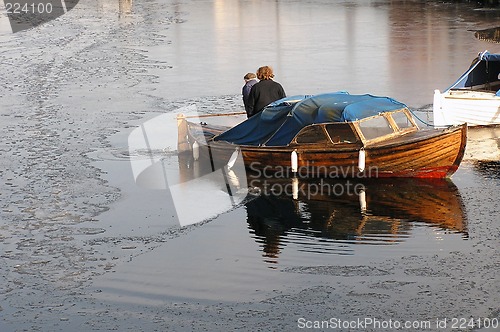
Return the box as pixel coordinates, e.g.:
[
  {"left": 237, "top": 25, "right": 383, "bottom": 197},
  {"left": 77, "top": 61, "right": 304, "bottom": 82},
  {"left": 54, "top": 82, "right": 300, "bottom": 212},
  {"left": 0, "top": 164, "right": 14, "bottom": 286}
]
[
  {"left": 242, "top": 79, "right": 258, "bottom": 116},
  {"left": 247, "top": 79, "right": 286, "bottom": 117}
]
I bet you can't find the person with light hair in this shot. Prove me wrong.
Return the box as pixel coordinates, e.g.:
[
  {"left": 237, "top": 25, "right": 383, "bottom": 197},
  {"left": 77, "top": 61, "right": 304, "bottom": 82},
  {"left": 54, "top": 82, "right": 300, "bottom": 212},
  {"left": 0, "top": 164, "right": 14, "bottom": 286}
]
[{"left": 247, "top": 66, "right": 286, "bottom": 117}]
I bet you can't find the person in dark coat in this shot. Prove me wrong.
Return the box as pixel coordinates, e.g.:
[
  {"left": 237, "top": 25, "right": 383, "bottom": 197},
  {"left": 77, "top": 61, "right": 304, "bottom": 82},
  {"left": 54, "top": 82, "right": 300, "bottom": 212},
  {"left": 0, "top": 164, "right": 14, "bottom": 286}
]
[
  {"left": 247, "top": 66, "right": 286, "bottom": 117},
  {"left": 242, "top": 72, "right": 258, "bottom": 117}
]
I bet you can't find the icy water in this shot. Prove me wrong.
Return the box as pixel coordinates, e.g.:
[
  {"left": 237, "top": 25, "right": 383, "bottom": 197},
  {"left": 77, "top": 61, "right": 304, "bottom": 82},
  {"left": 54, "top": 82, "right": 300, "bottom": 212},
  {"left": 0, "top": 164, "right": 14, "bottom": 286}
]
[{"left": 1, "top": 0, "right": 500, "bottom": 331}]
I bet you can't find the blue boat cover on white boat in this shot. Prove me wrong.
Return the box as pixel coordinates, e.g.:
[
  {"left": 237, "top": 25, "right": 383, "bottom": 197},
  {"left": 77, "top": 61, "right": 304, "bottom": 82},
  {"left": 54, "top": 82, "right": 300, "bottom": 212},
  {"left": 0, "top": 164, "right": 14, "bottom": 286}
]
[
  {"left": 214, "top": 92, "right": 407, "bottom": 146},
  {"left": 446, "top": 51, "right": 500, "bottom": 91}
]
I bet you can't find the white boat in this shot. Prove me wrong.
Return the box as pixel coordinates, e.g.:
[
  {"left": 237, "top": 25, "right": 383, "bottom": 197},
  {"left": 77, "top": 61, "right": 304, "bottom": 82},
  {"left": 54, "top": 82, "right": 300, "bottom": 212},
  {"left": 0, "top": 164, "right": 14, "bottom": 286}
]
[{"left": 433, "top": 50, "right": 500, "bottom": 127}]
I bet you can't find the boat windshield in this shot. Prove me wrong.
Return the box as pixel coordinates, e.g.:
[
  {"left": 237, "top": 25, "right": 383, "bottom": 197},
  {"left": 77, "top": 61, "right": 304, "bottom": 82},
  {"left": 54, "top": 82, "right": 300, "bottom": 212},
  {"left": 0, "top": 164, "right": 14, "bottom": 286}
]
[
  {"left": 358, "top": 116, "right": 395, "bottom": 140},
  {"left": 358, "top": 110, "right": 416, "bottom": 141},
  {"left": 391, "top": 111, "right": 415, "bottom": 130}
]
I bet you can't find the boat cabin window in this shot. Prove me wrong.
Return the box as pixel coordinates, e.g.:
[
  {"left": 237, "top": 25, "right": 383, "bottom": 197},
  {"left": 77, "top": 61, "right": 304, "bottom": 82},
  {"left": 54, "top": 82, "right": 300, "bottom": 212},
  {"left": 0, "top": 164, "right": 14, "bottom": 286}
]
[
  {"left": 325, "top": 123, "right": 359, "bottom": 143},
  {"left": 391, "top": 111, "right": 415, "bottom": 130},
  {"left": 295, "top": 125, "right": 330, "bottom": 144},
  {"left": 359, "top": 116, "right": 395, "bottom": 140}
]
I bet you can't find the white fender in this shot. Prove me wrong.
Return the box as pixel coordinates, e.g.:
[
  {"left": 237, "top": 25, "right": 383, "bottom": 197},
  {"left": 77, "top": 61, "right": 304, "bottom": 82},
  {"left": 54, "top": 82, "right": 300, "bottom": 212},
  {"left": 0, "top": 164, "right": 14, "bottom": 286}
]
[
  {"left": 292, "top": 177, "right": 299, "bottom": 200},
  {"left": 227, "top": 148, "right": 239, "bottom": 169},
  {"left": 358, "top": 148, "right": 366, "bottom": 173},
  {"left": 291, "top": 150, "right": 298, "bottom": 173},
  {"left": 359, "top": 189, "right": 367, "bottom": 213},
  {"left": 192, "top": 141, "right": 199, "bottom": 160}
]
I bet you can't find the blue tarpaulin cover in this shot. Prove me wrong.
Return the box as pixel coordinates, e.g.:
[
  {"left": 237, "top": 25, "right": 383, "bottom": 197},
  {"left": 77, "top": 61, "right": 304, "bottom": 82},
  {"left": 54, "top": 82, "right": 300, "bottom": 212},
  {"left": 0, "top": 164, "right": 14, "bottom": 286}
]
[
  {"left": 214, "top": 92, "right": 407, "bottom": 146},
  {"left": 446, "top": 51, "right": 500, "bottom": 91}
]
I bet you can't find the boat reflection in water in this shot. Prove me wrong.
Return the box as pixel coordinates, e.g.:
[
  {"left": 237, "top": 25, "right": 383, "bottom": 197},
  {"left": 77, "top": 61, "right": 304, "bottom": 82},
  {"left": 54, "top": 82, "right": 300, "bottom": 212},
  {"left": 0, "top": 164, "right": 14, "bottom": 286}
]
[
  {"left": 245, "top": 176, "right": 468, "bottom": 263},
  {"left": 473, "top": 160, "right": 500, "bottom": 179},
  {"left": 474, "top": 27, "right": 500, "bottom": 44}
]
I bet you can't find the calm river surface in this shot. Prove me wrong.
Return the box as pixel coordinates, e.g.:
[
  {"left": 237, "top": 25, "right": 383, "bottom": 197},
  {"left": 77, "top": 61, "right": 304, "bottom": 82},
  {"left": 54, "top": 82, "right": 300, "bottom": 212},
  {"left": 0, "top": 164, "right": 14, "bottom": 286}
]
[{"left": 1, "top": 0, "right": 500, "bottom": 331}]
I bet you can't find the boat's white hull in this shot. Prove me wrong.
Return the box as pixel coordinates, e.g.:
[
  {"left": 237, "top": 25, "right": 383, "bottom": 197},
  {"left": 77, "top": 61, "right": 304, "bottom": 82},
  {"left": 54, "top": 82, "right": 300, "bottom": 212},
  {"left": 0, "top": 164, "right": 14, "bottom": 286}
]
[{"left": 433, "top": 89, "right": 500, "bottom": 127}]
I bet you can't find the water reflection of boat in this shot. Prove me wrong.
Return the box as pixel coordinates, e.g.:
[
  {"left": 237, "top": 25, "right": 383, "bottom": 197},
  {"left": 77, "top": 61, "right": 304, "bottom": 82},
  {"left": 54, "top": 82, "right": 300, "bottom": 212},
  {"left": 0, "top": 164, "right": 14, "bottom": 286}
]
[
  {"left": 474, "top": 27, "right": 500, "bottom": 44},
  {"left": 472, "top": 160, "right": 500, "bottom": 179},
  {"left": 245, "top": 177, "right": 467, "bottom": 261}
]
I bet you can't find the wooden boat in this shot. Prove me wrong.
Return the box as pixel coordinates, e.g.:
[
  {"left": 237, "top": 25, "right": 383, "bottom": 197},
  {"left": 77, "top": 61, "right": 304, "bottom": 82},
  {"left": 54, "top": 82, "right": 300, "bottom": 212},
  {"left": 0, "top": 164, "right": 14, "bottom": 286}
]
[
  {"left": 178, "top": 92, "right": 467, "bottom": 178},
  {"left": 433, "top": 50, "right": 500, "bottom": 127}
]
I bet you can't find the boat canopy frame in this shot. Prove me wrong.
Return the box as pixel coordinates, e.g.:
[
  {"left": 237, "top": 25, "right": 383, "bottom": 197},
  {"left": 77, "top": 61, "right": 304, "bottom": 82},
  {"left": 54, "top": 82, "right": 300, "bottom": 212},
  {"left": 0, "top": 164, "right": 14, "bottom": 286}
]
[{"left": 446, "top": 50, "right": 500, "bottom": 92}]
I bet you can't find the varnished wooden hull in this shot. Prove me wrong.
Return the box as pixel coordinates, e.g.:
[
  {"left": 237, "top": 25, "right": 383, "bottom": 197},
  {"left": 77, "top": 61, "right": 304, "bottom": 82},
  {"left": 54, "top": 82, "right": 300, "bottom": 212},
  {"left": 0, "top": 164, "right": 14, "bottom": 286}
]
[{"left": 187, "top": 123, "right": 467, "bottom": 179}]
